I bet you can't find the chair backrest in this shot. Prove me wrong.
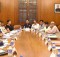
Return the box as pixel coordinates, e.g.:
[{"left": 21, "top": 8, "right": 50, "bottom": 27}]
[
  {"left": 14, "top": 25, "right": 21, "bottom": 30},
  {"left": 58, "top": 25, "right": 60, "bottom": 31}
]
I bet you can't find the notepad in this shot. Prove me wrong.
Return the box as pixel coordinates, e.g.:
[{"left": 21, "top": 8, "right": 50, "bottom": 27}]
[
  {"left": 3, "top": 39, "right": 8, "bottom": 43},
  {"left": 0, "top": 50, "right": 5, "bottom": 53},
  {"left": 3, "top": 33, "right": 11, "bottom": 39},
  {"left": 0, "top": 46, "right": 5, "bottom": 49},
  {"left": 10, "top": 30, "right": 18, "bottom": 34},
  {"left": 24, "top": 28, "right": 30, "bottom": 32},
  {"left": 52, "top": 41, "right": 60, "bottom": 43},
  {"left": 56, "top": 46, "right": 60, "bottom": 49},
  {"left": 47, "top": 34, "right": 57, "bottom": 38},
  {"left": 58, "top": 49, "right": 60, "bottom": 52}
]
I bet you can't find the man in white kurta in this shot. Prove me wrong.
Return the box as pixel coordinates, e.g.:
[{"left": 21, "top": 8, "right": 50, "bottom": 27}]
[
  {"left": 46, "top": 21, "right": 59, "bottom": 34},
  {"left": 31, "top": 20, "right": 39, "bottom": 30}
]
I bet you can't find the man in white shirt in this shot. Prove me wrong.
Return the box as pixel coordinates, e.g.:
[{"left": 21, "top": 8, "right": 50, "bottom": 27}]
[
  {"left": 0, "top": 21, "right": 7, "bottom": 34},
  {"left": 40, "top": 22, "right": 50, "bottom": 32},
  {"left": 46, "top": 21, "right": 59, "bottom": 34},
  {"left": 31, "top": 20, "right": 39, "bottom": 30},
  {"left": 39, "top": 20, "right": 45, "bottom": 30}
]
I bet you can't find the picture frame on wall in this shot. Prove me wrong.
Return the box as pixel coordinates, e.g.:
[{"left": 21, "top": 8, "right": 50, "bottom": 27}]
[{"left": 55, "top": 4, "right": 60, "bottom": 13}]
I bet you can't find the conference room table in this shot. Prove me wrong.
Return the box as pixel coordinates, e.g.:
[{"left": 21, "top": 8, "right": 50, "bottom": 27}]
[
  {"left": 46, "top": 32, "right": 60, "bottom": 46},
  {"left": 0, "top": 30, "right": 51, "bottom": 57}
]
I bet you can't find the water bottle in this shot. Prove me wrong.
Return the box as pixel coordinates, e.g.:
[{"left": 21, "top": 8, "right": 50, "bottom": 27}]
[
  {"left": 50, "top": 43, "right": 56, "bottom": 57},
  {"left": 42, "top": 33, "right": 46, "bottom": 40},
  {"left": 23, "top": 26, "right": 25, "bottom": 31},
  {"left": 31, "top": 27, "right": 33, "bottom": 32},
  {"left": 13, "top": 47, "right": 17, "bottom": 57},
  {"left": 58, "top": 49, "right": 60, "bottom": 54},
  {"left": 48, "top": 38, "right": 52, "bottom": 51},
  {"left": 48, "top": 38, "right": 51, "bottom": 46},
  {"left": 20, "top": 55, "right": 23, "bottom": 57},
  {"left": 57, "top": 54, "right": 60, "bottom": 57},
  {"left": 17, "top": 28, "right": 21, "bottom": 34},
  {"left": 31, "top": 27, "right": 35, "bottom": 33},
  {"left": 8, "top": 46, "right": 13, "bottom": 57},
  {"left": 56, "top": 49, "right": 60, "bottom": 57},
  {"left": 41, "top": 31, "right": 45, "bottom": 38},
  {"left": 39, "top": 32, "right": 42, "bottom": 37},
  {"left": 52, "top": 43, "right": 56, "bottom": 54},
  {"left": 45, "top": 37, "right": 48, "bottom": 45},
  {"left": 10, "top": 40, "right": 15, "bottom": 47}
]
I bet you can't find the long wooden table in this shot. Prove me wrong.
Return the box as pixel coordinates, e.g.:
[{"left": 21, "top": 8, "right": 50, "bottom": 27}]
[{"left": 0, "top": 31, "right": 50, "bottom": 57}]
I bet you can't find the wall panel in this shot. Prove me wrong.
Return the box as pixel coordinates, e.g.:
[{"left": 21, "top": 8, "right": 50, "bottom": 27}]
[
  {"left": 37, "top": 0, "right": 60, "bottom": 25},
  {"left": 0, "top": 0, "right": 60, "bottom": 25}
]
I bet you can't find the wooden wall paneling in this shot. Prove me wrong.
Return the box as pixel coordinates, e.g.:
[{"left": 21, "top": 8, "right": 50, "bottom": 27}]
[
  {"left": 0, "top": 0, "right": 17, "bottom": 25},
  {"left": 14, "top": 0, "right": 19, "bottom": 25},
  {"left": 8, "top": 0, "right": 15, "bottom": 25},
  {"left": 44, "top": 0, "right": 54, "bottom": 22},
  {"left": 37, "top": 0, "right": 41, "bottom": 22},
  {"left": 4, "top": 0, "right": 10, "bottom": 24},
  {"left": 0, "top": 0, "right": 60, "bottom": 25},
  {"left": 54, "top": 0, "right": 60, "bottom": 25},
  {"left": 40, "top": 0, "right": 46, "bottom": 21},
  {"left": 0, "top": 0, "right": 7, "bottom": 24},
  {"left": 37, "top": 0, "right": 60, "bottom": 25}
]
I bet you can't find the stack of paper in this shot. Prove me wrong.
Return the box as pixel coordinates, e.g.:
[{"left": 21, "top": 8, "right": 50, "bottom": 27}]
[
  {"left": 52, "top": 41, "right": 60, "bottom": 44},
  {"left": 0, "top": 50, "right": 5, "bottom": 53},
  {"left": 47, "top": 34, "right": 57, "bottom": 38},
  {"left": 56, "top": 46, "right": 60, "bottom": 49},
  {"left": 3, "top": 33, "right": 11, "bottom": 39},
  {"left": 24, "top": 28, "right": 30, "bottom": 32}
]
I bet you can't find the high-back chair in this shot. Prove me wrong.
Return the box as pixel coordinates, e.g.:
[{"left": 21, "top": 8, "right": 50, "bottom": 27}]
[
  {"left": 58, "top": 25, "right": 60, "bottom": 31},
  {"left": 14, "top": 25, "right": 21, "bottom": 30}
]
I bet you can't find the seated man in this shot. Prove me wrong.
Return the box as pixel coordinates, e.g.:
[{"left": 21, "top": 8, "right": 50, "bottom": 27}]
[
  {"left": 46, "top": 21, "right": 59, "bottom": 34},
  {"left": 1, "top": 21, "right": 5, "bottom": 27},
  {"left": 24, "top": 20, "right": 31, "bottom": 28},
  {"left": 39, "top": 20, "right": 45, "bottom": 30},
  {"left": 5, "top": 20, "right": 14, "bottom": 32},
  {"left": 0, "top": 29, "right": 3, "bottom": 37},
  {"left": 31, "top": 20, "right": 39, "bottom": 30},
  {"left": 0, "top": 40, "right": 4, "bottom": 46},
  {"left": 40, "top": 22, "right": 50, "bottom": 32},
  {"left": 0, "top": 30, "right": 4, "bottom": 46},
  {"left": 0, "top": 21, "right": 7, "bottom": 34}
]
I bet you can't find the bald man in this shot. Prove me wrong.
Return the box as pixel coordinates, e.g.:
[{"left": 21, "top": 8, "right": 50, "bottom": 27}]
[{"left": 46, "top": 21, "right": 59, "bottom": 34}]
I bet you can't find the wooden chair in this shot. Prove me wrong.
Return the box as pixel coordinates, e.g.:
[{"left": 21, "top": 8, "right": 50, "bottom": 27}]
[
  {"left": 14, "top": 25, "right": 21, "bottom": 30},
  {"left": 58, "top": 25, "right": 60, "bottom": 31}
]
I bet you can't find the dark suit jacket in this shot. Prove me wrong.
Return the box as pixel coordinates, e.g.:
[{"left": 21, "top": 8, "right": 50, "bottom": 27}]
[
  {"left": 24, "top": 23, "right": 31, "bottom": 28},
  {"left": 56, "top": 8, "right": 60, "bottom": 12},
  {"left": 5, "top": 25, "right": 14, "bottom": 31}
]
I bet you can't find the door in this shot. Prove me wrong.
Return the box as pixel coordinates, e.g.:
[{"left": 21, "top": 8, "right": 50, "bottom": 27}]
[{"left": 19, "top": 0, "right": 37, "bottom": 24}]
